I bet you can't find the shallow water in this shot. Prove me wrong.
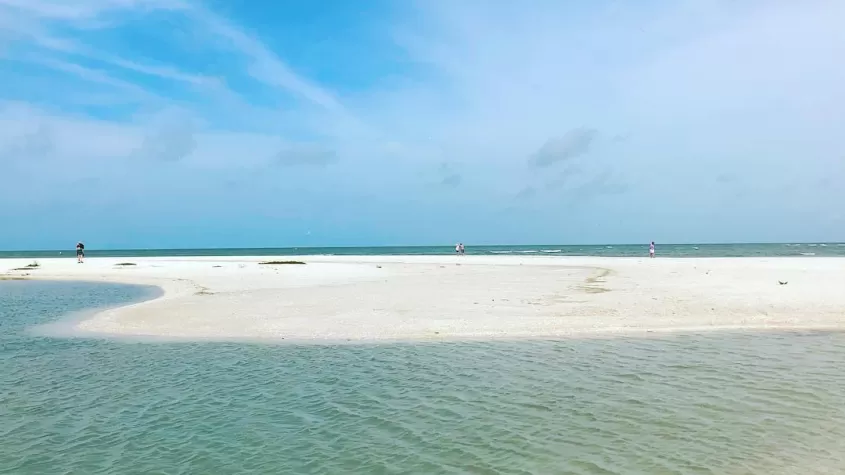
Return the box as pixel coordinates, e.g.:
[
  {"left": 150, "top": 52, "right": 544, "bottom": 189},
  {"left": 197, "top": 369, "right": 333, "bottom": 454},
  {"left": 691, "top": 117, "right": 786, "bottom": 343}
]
[{"left": 2, "top": 281, "right": 844, "bottom": 474}]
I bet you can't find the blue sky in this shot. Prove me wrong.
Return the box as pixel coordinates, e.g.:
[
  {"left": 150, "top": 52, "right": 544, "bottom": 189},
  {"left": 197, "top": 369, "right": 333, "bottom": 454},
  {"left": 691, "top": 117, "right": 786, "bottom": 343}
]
[{"left": 1, "top": 0, "right": 843, "bottom": 249}]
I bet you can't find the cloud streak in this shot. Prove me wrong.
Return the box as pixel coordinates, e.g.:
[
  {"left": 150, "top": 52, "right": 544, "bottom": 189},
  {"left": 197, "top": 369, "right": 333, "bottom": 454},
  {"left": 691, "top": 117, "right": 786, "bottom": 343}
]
[
  {"left": 138, "top": 123, "right": 196, "bottom": 163},
  {"left": 545, "top": 165, "right": 584, "bottom": 191},
  {"left": 515, "top": 186, "right": 535, "bottom": 200},
  {"left": 529, "top": 128, "right": 597, "bottom": 168},
  {"left": 436, "top": 163, "right": 462, "bottom": 188},
  {"left": 274, "top": 144, "right": 337, "bottom": 167},
  {"left": 0, "top": 122, "right": 54, "bottom": 160},
  {"left": 190, "top": 8, "right": 345, "bottom": 113}
]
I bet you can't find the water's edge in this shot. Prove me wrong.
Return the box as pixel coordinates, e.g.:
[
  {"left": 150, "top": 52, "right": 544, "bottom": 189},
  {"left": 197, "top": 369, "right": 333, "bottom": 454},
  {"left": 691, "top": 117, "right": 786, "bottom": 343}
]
[
  {"left": 13, "top": 278, "right": 845, "bottom": 346},
  {"left": 3, "top": 242, "right": 845, "bottom": 259},
  {"left": 26, "top": 281, "right": 164, "bottom": 340}
]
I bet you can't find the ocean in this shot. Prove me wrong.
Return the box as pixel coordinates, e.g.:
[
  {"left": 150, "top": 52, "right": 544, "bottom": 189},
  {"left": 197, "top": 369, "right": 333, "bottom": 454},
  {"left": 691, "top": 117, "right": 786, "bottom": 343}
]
[
  {"left": 1, "top": 242, "right": 844, "bottom": 259},
  {"left": 1, "top": 280, "right": 844, "bottom": 474}
]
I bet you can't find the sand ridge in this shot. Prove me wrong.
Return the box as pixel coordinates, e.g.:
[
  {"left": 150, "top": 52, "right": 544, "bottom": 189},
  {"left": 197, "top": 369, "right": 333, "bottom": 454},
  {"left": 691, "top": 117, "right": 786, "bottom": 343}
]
[{"left": 3, "top": 255, "right": 845, "bottom": 341}]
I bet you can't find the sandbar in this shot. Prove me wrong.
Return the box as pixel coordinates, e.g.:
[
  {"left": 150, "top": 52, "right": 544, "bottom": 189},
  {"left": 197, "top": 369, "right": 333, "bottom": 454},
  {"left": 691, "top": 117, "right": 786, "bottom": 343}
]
[{"left": 3, "top": 255, "right": 845, "bottom": 342}]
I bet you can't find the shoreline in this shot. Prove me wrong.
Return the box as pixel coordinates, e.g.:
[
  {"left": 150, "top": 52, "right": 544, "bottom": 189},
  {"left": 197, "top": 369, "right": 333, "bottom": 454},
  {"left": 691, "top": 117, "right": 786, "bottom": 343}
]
[
  {"left": 4, "top": 255, "right": 845, "bottom": 342},
  {"left": 2, "top": 241, "right": 845, "bottom": 262}
]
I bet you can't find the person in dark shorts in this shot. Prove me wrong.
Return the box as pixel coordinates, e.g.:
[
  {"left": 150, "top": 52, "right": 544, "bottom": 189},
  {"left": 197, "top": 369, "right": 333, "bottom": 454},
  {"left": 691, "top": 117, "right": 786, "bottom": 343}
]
[{"left": 76, "top": 242, "right": 85, "bottom": 263}]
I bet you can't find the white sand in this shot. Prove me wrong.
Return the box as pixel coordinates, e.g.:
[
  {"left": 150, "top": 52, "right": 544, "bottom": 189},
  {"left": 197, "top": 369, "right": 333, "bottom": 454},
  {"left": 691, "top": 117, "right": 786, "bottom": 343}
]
[{"left": 3, "top": 255, "right": 844, "bottom": 341}]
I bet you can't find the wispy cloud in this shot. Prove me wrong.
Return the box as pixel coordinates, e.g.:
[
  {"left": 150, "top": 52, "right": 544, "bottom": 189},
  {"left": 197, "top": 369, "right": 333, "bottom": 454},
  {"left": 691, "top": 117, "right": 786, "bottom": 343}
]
[
  {"left": 545, "top": 165, "right": 584, "bottom": 191},
  {"left": 0, "top": 0, "right": 186, "bottom": 21},
  {"left": 575, "top": 171, "right": 628, "bottom": 198},
  {"left": 1, "top": 0, "right": 350, "bottom": 119},
  {"left": 0, "top": 122, "right": 54, "bottom": 161},
  {"left": 186, "top": 6, "right": 347, "bottom": 115},
  {"left": 716, "top": 173, "right": 736, "bottom": 184},
  {"left": 515, "top": 186, "right": 535, "bottom": 200},
  {"left": 436, "top": 162, "right": 462, "bottom": 188},
  {"left": 103, "top": 56, "right": 219, "bottom": 86},
  {"left": 274, "top": 143, "right": 337, "bottom": 167},
  {"left": 529, "top": 128, "right": 598, "bottom": 168},
  {"left": 32, "top": 57, "right": 161, "bottom": 100},
  {"left": 138, "top": 122, "right": 196, "bottom": 163}
]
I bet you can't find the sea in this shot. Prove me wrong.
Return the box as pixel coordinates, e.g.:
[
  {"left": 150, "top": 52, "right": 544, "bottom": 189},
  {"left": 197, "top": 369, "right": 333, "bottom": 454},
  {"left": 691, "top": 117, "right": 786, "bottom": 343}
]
[
  {"left": 1, "top": 280, "right": 844, "bottom": 474},
  {"left": 1, "top": 242, "right": 844, "bottom": 259}
]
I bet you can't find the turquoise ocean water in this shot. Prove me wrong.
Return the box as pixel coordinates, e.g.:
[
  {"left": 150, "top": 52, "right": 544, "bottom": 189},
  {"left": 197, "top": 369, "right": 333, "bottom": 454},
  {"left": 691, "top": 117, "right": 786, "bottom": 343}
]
[
  {"left": 2, "top": 280, "right": 844, "bottom": 474},
  {"left": 1, "top": 242, "right": 845, "bottom": 259}
]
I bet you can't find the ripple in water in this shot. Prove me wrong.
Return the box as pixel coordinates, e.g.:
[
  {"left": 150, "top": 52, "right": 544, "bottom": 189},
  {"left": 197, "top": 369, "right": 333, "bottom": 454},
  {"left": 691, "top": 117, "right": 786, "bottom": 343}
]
[{"left": 1, "top": 281, "right": 844, "bottom": 474}]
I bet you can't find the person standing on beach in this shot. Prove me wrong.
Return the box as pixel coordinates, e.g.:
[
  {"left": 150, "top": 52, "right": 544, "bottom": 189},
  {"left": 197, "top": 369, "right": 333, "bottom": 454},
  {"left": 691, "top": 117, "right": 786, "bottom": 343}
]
[
  {"left": 76, "top": 242, "right": 85, "bottom": 263},
  {"left": 649, "top": 241, "right": 655, "bottom": 258},
  {"left": 460, "top": 243, "right": 465, "bottom": 255}
]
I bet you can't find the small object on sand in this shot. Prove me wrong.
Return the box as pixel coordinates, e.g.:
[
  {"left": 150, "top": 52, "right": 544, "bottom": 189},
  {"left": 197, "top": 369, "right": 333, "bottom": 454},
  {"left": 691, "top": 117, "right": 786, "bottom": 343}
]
[
  {"left": 376, "top": 265, "right": 382, "bottom": 269},
  {"left": 778, "top": 281, "right": 788, "bottom": 285}
]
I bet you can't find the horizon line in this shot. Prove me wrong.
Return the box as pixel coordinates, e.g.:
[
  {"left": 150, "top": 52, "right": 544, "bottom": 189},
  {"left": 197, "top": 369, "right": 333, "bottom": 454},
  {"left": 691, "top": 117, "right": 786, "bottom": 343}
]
[{"left": 1, "top": 242, "right": 843, "bottom": 253}]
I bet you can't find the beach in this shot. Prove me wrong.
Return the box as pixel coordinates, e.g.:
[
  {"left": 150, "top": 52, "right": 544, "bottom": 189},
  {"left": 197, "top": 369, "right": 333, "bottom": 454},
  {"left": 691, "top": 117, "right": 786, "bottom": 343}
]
[{"left": 4, "top": 255, "right": 844, "bottom": 341}]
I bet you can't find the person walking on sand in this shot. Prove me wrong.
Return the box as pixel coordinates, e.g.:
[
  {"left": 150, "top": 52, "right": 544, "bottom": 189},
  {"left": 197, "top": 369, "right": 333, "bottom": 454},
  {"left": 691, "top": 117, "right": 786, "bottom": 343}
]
[
  {"left": 459, "top": 243, "right": 465, "bottom": 255},
  {"left": 76, "top": 241, "right": 85, "bottom": 263},
  {"left": 649, "top": 241, "right": 655, "bottom": 258}
]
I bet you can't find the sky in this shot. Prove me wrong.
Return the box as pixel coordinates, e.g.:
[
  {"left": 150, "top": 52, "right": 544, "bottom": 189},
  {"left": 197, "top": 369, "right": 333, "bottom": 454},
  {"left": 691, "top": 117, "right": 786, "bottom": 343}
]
[{"left": 1, "top": 0, "right": 843, "bottom": 250}]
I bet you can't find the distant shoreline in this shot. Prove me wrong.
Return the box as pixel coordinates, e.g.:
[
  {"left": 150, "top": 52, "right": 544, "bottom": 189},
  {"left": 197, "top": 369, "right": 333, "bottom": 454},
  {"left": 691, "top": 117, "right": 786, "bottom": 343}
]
[{"left": 2, "top": 242, "right": 845, "bottom": 260}]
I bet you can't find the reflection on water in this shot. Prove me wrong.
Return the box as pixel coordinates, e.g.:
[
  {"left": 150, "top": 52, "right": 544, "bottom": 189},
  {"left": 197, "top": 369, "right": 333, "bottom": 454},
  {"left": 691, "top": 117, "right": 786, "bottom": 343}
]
[{"left": 2, "top": 280, "right": 844, "bottom": 474}]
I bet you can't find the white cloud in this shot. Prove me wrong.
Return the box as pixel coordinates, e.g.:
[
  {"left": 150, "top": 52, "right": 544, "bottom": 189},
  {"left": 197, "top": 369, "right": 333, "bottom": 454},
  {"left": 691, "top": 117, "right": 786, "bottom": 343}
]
[
  {"left": 1, "top": 0, "right": 844, "bottom": 244},
  {"left": 99, "top": 56, "right": 219, "bottom": 86},
  {"left": 33, "top": 57, "right": 160, "bottom": 100},
  {"left": 188, "top": 9, "right": 344, "bottom": 113},
  {"left": 0, "top": 102, "right": 141, "bottom": 160},
  {"left": 274, "top": 143, "right": 337, "bottom": 167},
  {"left": 529, "top": 129, "right": 597, "bottom": 168},
  {"left": 0, "top": 0, "right": 186, "bottom": 21},
  {"left": 0, "top": 0, "right": 374, "bottom": 176}
]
